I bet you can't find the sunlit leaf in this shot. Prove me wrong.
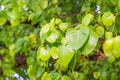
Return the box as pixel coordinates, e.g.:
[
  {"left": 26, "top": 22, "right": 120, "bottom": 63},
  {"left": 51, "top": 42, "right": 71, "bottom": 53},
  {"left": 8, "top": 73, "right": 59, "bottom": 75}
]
[
  {"left": 58, "top": 45, "right": 75, "bottom": 67},
  {"left": 41, "top": 72, "right": 51, "bottom": 80},
  {"left": 66, "top": 27, "right": 89, "bottom": 50},
  {"left": 59, "top": 23, "right": 69, "bottom": 32},
  {"left": 49, "top": 47, "right": 59, "bottom": 59},
  {"left": 37, "top": 47, "right": 50, "bottom": 61},
  {"left": 82, "top": 14, "right": 94, "bottom": 26},
  {"left": 46, "top": 31, "right": 59, "bottom": 44},
  {"left": 102, "top": 12, "right": 115, "bottom": 27},
  {"left": 81, "top": 29, "right": 98, "bottom": 56},
  {"left": 112, "top": 36, "right": 120, "bottom": 58}
]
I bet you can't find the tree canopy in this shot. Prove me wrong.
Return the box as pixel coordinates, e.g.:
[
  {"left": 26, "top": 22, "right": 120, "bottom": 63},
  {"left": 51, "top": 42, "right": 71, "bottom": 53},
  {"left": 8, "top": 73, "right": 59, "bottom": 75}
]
[{"left": 0, "top": 0, "right": 120, "bottom": 80}]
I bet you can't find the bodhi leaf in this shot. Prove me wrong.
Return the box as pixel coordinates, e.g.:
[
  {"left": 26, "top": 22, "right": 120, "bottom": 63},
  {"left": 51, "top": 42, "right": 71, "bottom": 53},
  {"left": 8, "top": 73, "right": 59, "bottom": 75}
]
[
  {"left": 66, "top": 27, "right": 89, "bottom": 50},
  {"left": 61, "top": 76, "right": 70, "bottom": 80},
  {"left": 27, "top": 65, "right": 37, "bottom": 80},
  {"left": 9, "top": 44, "right": 15, "bottom": 58},
  {"left": 96, "top": 26, "right": 104, "bottom": 38},
  {"left": 49, "top": 47, "right": 59, "bottom": 59},
  {"left": 81, "top": 29, "right": 99, "bottom": 56},
  {"left": 41, "top": 72, "right": 51, "bottom": 80},
  {"left": 40, "top": 0, "right": 48, "bottom": 9},
  {"left": 103, "top": 39, "right": 113, "bottom": 57},
  {"left": 50, "top": 71, "right": 60, "bottom": 80},
  {"left": 105, "top": 32, "right": 112, "bottom": 40},
  {"left": 58, "top": 45, "right": 75, "bottom": 67},
  {"left": 102, "top": 12, "right": 115, "bottom": 27},
  {"left": 41, "top": 23, "right": 50, "bottom": 34},
  {"left": 37, "top": 47, "right": 50, "bottom": 61},
  {"left": 0, "top": 17, "right": 6, "bottom": 25},
  {"left": 103, "top": 36, "right": 120, "bottom": 58},
  {"left": 82, "top": 14, "right": 94, "bottom": 26},
  {"left": 59, "top": 22, "right": 69, "bottom": 32},
  {"left": 46, "top": 30, "right": 59, "bottom": 44},
  {"left": 112, "top": 36, "right": 120, "bottom": 58}
]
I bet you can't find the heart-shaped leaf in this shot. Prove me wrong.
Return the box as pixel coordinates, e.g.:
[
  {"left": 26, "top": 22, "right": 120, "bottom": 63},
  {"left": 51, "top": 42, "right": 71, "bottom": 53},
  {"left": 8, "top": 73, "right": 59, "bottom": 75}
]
[
  {"left": 37, "top": 47, "right": 50, "bottom": 61},
  {"left": 66, "top": 27, "right": 89, "bottom": 50},
  {"left": 112, "top": 36, "right": 120, "bottom": 58},
  {"left": 49, "top": 47, "right": 59, "bottom": 59},
  {"left": 81, "top": 29, "right": 98, "bottom": 56},
  {"left": 82, "top": 14, "right": 94, "bottom": 26},
  {"left": 58, "top": 45, "right": 75, "bottom": 67}
]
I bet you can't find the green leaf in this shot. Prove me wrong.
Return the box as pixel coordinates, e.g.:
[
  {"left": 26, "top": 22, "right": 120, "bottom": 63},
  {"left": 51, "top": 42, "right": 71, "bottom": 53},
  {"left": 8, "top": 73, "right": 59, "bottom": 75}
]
[
  {"left": 99, "top": 71, "right": 108, "bottom": 80},
  {"left": 82, "top": 14, "right": 94, "bottom": 26},
  {"left": 77, "top": 73, "right": 85, "bottom": 80},
  {"left": 58, "top": 45, "right": 75, "bottom": 67},
  {"left": 110, "top": 73, "right": 117, "bottom": 80},
  {"left": 27, "top": 65, "right": 37, "bottom": 80},
  {"left": 41, "top": 23, "right": 50, "bottom": 34},
  {"left": 81, "top": 29, "right": 98, "bottom": 56},
  {"left": 28, "top": 0, "right": 43, "bottom": 13},
  {"left": 69, "top": 54, "right": 76, "bottom": 70},
  {"left": 108, "top": 56, "right": 115, "bottom": 63},
  {"left": 37, "top": 47, "right": 50, "bottom": 61},
  {"left": 112, "top": 36, "right": 120, "bottom": 58},
  {"left": 93, "top": 71, "right": 100, "bottom": 79},
  {"left": 61, "top": 76, "right": 70, "bottom": 80},
  {"left": 59, "top": 23, "right": 69, "bottom": 32},
  {"left": 103, "top": 39, "right": 113, "bottom": 57},
  {"left": 96, "top": 26, "right": 104, "bottom": 38},
  {"left": 41, "top": 72, "right": 51, "bottom": 80},
  {"left": 3, "top": 69, "right": 14, "bottom": 77},
  {"left": 37, "top": 67, "right": 45, "bottom": 78},
  {"left": 27, "top": 57, "right": 35, "bottom": 65},
  {"left": 110, "top": 0, "right": 117, "bottom": 5},
  {"left": 49, "top": 47, "right": 59, "bottom": 59},
  {"left": 40, "top": 0, "right": 48, "bottom": 9},
  {"left": 61, "top": 37, "right": 67, "bottom": 45},
  {"left": 9, "top": 44, "right": 15, "bottom": 58},
  {"left": 66, "top": 27, "right": 89, "bottom": 50},
  {"left": 0, "top": 17, "right": 6, "bottom": 25},
  {"left": 102, "top": 12, "right": 115, "bottom": 27},
  {"left": 105, "top": 32, "right": 113, "bottom": 40},
  {"left": 46, "top": 31, "right": 59, "bottom": 44},
  {"left": 50, "top": 71, "right": 60, "bottom": 80}
]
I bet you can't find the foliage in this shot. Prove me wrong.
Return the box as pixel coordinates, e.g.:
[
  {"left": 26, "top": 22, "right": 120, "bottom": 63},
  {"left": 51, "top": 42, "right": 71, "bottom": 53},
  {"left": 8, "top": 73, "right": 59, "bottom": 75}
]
[{"left": 0, "top": 0, "right": 120, "bottom": 80}]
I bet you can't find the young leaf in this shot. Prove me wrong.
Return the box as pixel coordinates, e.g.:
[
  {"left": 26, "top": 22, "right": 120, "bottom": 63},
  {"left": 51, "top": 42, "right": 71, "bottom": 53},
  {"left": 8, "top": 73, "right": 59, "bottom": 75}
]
[
  {"left": 37, "top": 47, "right": 50, "bottom": 61},
  {"left": 102, "top": 12, "right": 115, "bottom": 27},
  {"left": 103, "top": 39, "right": 113, "bottom": 57},
  {"left": 112, "top": 36, "right": 120, "bottom": 58},
  {"left": 41, "top": 72, "right": 51, "bottom": 80},
  {"left": 58, "top": 45, "right": 75, "bottom": 67},
  {"left": 82, "top": 14, "right": 94, "bottom": 26},
  {"left": 46, "top": 31, "right": 59, "bottom": 44},
  {"left": 27, "top": 65, "right": 37, "bottom": 80},
  {"left": 49, "top": 47, "right": 58, "bottom": 59},
  {"left": 41, "top": 23, "right": 50, "bottom": 34},
  {"left": 66, "top": 27, "right": 89, "bottom": 50},
  {"left": 59, "top": 23, "right": 69, "bottom": 32},
  {"left": 96, "top": 26, "right": 104, "bottom": 38},
  {"left": 0, "top": 17, "right": 6, "bottom": 25},
  {"left": 81, "top": 29, "right": 98, "bottom": 56}
]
